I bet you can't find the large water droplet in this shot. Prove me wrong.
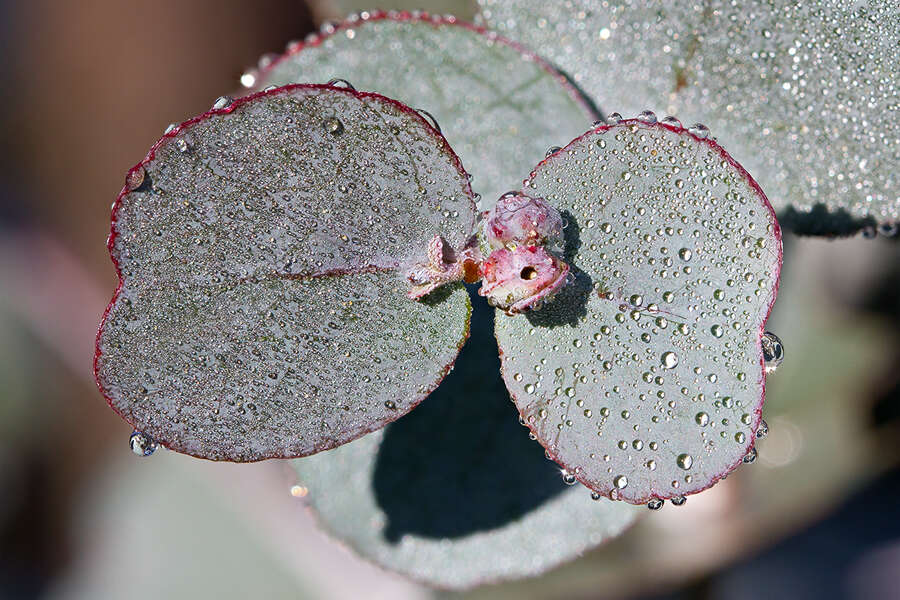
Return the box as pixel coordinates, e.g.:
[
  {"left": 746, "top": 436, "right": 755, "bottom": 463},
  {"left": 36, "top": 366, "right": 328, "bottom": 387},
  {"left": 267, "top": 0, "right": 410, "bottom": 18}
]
[
  {"left": 125, "top": 166, "right": 145, "bottom": 191},
  {"left": 670, "top": 495, "right": 686, "bottom": 506},
  {"left": 742, "top": 447, "right": 758, "bottom": 464},
  {"left": 637, "top": 110, "right": 658, "bottom": 124},
  {"left": 676, "top": 453, "right": 693, "bottom": 470},
  {"left": 212, "top": 95, "right": 233, "bottom": 110},
  {"left": 688, "top": 123, "right": 709, "bottom": 139},
  {"left": 761, "top": 331, "right": 784, "bottom": 372},
  {"left": 647, "top": 498, "right": 663, "bottom": 510},
  {"left": 661, "top": 351, "right": 679, "bottom": 369},
  {"left": 324, "top": 117, "right": 344, "bottom": 135},
  {"left": 129, "top": 430, "right": 157, "bottom": 457},
  {"left": 613, "top": 474, "right": 628, "bottom": 489}
]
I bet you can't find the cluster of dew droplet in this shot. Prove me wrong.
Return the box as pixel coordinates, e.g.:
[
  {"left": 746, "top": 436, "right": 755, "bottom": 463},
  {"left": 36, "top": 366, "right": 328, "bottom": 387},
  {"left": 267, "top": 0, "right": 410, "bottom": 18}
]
[
  {"left": 246, "top": 10, "right": 596, "bottom": 211},
  {"left": 495, "top": 117, "right": 783, "bottom": 504},
  {"left": 98, "top": 87, "right": 474, "bottom": 460},
  {"left": 478, "top": 0, "right": 899, "bottom": 229}
]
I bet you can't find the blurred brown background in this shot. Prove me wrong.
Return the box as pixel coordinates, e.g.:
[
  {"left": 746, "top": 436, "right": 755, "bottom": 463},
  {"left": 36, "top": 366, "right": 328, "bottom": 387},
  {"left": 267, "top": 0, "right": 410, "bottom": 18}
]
[{"left": 1, "top": 1, "right": 899, "bottom": 599}]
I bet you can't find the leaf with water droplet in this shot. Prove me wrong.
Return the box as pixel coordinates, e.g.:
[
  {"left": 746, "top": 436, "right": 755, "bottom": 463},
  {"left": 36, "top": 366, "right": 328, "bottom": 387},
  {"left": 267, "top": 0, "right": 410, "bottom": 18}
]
[
  {"left": 95, "top": 84, "right": 475, "bottom": 461},
  {"left": 478, "top": 0, "right": 899, "bottom": 235},
  {"left": 254, "top": 10, "right": 597, "bottom": 208},
  {"left": 291, "top": 295, "right": 639, "bottom": 588},
  {"left": 494, "top": 119, "right": 782, "bottom": 503}
]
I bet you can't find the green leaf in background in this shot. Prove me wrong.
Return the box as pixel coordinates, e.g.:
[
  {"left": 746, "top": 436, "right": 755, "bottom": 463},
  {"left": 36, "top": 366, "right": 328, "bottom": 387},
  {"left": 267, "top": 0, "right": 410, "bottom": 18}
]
[
  {"left": 95, "top": 85, "right": 474, "bottom": 461},
  {"left": 495, "top": 118, "right": 781, "bottom": 504},
  {"left": 291, "top": 292, "right": 640, "bottom": 589},
  {"left": 253, "top": 10, "right": 598, "bottom": 208},
  {"left": 477, "top": 0, "right": 899, "bottom": 235}
]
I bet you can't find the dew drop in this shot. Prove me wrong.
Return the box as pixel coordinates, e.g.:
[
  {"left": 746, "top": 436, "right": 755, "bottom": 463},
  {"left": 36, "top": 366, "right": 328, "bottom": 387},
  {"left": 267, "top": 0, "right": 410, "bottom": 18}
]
[
  {"left": 743, "top": 447, "right": 758, "bottom": 464},
  {"left": 125, "top": 166, "right": 145, "bottom": 191},
  {"left": 711, "top": 324, "right": 724, "bottom": 338},
  {"left": 661, "top": 351, "right": 678, "bottom": 369},
  {"left": 670, "top": 495, "right": 687, "bottom": 506},
  {"left": 129, "top": 430, "right": 157, "bottom": 457},
  {"left": 678, "top": 247, "right": 692, "bottom": 261},
  {"left": 561, "top": 470, "right": 577, "bottom": 485},
  {"left": 324, "top": 117, "right": 344, "bottom": 135},
  {"left": 676, "top": 453, "right": 693, "bottom": 470},
  {"left": 637, "top": 110, "right": 658, "bottom": 124},
  {"left": 326, "top": 77, "right": 356, "bottom": 90},
  {"left": 756, "top": 419, "right": 769, "bottom": 439},
  {"left": 613, "top": 474, "right": 628, "bottom": 489},
  {"left": 212, "top": 95, "right": 233, "bottom": 110},
  {"left": 761, "top": 331, "right": 784, "bottom": 372},
  {"left": 661, "top": 116, "right": 682, "bottom": 128},
  {"left": 647, "top": 498, "right": 663, "bottom": 510},
  {"left": 688, "top": 123, "right": 709, "bottom": 139},
  {"left": 695, "top": 412, "right": 709, "bottom": 426}
]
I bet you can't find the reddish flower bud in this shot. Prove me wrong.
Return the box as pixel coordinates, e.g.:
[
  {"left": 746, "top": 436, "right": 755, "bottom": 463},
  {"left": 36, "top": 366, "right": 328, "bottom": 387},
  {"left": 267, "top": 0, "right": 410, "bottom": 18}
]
[
  {"left": 484, "top": 193, "right": 564, "bottom": 253},
  {"left": 479, "top": 245, "right": 569, "bottom": 314}
]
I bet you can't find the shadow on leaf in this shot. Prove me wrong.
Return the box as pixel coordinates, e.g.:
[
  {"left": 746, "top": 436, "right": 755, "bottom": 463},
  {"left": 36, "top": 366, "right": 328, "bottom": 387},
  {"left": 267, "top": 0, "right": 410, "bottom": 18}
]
[
  {"left": 525, "top": 210, "right": 592, "bottom": 328},
  {"left": 374, "top": 288, "right": 567, "bottom": 542},
  {"left": 779, "top": 204, "right": 875, "bottom": 238}
]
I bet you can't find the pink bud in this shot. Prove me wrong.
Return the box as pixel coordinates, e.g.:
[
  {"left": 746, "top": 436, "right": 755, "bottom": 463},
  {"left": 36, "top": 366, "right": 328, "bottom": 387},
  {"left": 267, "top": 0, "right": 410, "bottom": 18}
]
[
  {"left": 479, "top": 245, "right": 569, "bottom": 314},
  {"left": 484, "top": 193, "right": 564, "bottom": 253}
]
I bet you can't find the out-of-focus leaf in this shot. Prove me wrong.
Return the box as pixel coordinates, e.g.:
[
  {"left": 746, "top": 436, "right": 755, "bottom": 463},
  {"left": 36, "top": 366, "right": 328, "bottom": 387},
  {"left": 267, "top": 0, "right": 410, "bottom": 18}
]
[
  {"left": 291, "top": 292, "right": 640, "bottom": 589},
  {"left": 478, "top": 0, "right": 899, "bottom": 235},
  {"left": 312, "top": 0, "right": 478, "bottom": 22},
  {"left": 254, "top": 11, "right": 598, "bottom": 208},
  {"left": 495, "top": 118, "right": 781, "bottom": 504},
  {"left": 95, "top": 85, "right": 475, "bottom": 461}
]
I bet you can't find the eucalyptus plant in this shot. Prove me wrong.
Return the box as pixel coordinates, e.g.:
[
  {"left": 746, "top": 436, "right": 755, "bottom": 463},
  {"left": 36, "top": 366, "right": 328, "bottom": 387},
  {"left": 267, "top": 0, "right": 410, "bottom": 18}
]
[{"left": 93, "top": 4, "right": 894, "bottom": 589}]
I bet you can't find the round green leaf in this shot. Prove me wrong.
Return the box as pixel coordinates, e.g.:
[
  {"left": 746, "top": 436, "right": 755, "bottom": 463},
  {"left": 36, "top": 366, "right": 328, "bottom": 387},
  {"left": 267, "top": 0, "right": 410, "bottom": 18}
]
[
  {"left": 253, "top": 10, "right": 598, "bottom": 208},
  {"left": 95, "top": 85, "right": 475, "bottom": 461},
  {"left": 291, "top": 293, "right": 639, "bottom": 589},
  {"left": 495, "top": 119, "right": 781, "bottom": 504},
  {"left": 478, "top": 0, "right": 899, "bottom": 234}
]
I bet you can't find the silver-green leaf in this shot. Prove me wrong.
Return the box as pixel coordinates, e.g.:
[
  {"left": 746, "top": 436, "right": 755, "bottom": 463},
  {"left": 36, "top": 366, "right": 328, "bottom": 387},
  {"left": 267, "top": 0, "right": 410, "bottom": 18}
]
[
  {"left": 495, "top": 119, "right": 781, "bottom": 504},
  {"left": 254, "top": 11, "right": 598, "bottom": 208},
  {"left": 478, "top": 0, "right": 899, "bottom": 234},
  {"left": 291, "top": 294, "right": 639, "bottom": 588},
  {"left": 95, "top": 85, "right": 474, "bottom": 461}
]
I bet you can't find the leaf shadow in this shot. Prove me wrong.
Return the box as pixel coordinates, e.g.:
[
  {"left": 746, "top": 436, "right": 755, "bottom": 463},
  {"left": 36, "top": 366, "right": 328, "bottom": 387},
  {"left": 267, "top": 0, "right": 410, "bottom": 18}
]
[
  {"left": 779, "top": 204, "right": 877, "bottom": 237},
  {"left": 373, "top": 288, "right": 568, "bottom": 542},
  {"left": 524, "top": 210, "right": 593, "bottom": 328}
]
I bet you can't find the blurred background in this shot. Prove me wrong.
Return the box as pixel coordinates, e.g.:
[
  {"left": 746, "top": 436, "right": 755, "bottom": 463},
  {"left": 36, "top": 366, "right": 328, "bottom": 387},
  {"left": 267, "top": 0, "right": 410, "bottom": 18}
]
[{"left": 1, "top": 1, "right": 898, "bottom": 599}]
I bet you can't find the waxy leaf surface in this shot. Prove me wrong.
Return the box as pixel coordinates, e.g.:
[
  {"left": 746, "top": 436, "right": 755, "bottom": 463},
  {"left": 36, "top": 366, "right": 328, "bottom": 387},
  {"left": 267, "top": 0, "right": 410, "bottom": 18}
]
[
  {"left": 478, "top": 0, "right": 899, "bottom": 234},
  {"left": 291, "top": 294, "right": 639, "bottom": 588},
  {"left": 495, "top": 119, "right": 781, "bottom": 504},
  {"left": 95, "top": 85, "right": 474, "bottom": 460},
  {"left": 255, "top": 11, "right": 597, "bottom": 208}
]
